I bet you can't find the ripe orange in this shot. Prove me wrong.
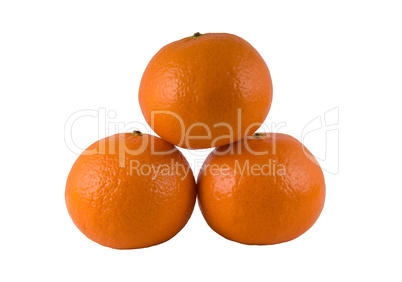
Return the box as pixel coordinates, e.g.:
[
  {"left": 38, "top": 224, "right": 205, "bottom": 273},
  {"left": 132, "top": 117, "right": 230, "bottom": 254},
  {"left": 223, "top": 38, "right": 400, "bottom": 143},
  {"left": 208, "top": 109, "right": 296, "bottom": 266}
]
[
  {"left": 65, "top": 131, "right": 196, "bottom": 249},
  {"left": 139, "top": 32, "right": 273, "bottom": 149},
  {"left": 197, "top": 133, "right": 325, "bottom": 245}
]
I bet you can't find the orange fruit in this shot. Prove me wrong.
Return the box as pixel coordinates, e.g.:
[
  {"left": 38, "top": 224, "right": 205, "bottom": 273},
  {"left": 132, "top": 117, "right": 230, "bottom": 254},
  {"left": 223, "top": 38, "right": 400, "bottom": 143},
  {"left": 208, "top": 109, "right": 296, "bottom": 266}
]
[
  {"left": 139, "top": 32, "right": 273, "bottom": 149},
  {"left": 65, "top": 131, "right": 196, "bottom": 249},
  {"left": 197, "top": 133, "right": 325, "bottom": 245}
]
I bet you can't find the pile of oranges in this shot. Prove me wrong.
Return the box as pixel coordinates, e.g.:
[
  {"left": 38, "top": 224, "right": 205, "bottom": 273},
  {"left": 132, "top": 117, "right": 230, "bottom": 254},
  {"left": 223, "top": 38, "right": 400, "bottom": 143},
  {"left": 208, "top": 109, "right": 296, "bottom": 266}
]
[{"left": 65, "top": 32, "right": 325, "bottom": 249}]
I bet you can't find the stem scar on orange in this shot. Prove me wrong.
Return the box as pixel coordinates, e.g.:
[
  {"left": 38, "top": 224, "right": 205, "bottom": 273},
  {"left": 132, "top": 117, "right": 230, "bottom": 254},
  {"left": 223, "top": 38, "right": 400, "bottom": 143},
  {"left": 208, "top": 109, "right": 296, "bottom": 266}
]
[
  {"left": 197, "top": 133, "right": 326, "bottom": 245},
  {"left": 65, "top": 132, "right": 196, "bottom": 249},
  {"left": 139, "top": 32, "right": 273, "bottom": 149}
]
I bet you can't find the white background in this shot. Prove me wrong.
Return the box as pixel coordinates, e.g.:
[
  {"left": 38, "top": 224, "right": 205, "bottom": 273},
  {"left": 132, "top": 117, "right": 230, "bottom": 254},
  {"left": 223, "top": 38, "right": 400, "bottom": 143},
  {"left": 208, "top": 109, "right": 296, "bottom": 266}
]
[{"left": 1, "top": 0, "right": 401, "bottom": 281}]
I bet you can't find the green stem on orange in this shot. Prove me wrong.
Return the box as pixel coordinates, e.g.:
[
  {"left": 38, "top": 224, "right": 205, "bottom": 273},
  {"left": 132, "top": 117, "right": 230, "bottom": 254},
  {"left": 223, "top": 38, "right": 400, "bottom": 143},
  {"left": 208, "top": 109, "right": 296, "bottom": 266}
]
[
  {"left": 254, "top": 133, "right": 265, "bottom": 138},
  {"left": 132, "top": 130, "right": 143, "bottom": 136},
  {"left": 191, "top": 32, "right": 203, "bottom": 38}
]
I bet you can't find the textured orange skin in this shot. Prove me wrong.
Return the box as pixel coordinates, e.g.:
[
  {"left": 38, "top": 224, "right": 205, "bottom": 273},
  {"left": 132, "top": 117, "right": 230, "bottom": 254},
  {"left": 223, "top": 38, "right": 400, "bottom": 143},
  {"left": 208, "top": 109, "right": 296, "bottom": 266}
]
[
  {"left": 139, "top": 33, "right": 273, "bottom": 149},
  {"left": 197, "top": 133, "right": 325, "bottom": 245},
  {"left": 65, "top": 133, "right": 196, "bottom": 249}
]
